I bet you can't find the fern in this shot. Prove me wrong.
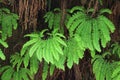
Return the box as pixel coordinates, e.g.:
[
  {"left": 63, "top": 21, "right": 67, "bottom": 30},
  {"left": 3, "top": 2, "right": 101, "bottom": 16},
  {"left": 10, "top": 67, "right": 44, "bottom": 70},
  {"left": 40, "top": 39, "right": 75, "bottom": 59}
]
[
  {"left": 0, "top": 8, "right": 19, "bottom": 40},
  {"left": 64, "top": 34, "right": 85, "bottom": 69},
  {"left": 30, "top": 54, "right": 39, "bottom": 74},
  {"left": 92, "top": 54, "right": 118, "bottom": 80},
  {"left": 66, "top": 6, "right": 115, "bottom": 55},
  {"left": 21, "top": 29, "right": 66, "bottom": 66},
  {"left": 44, "top": 8, "right": 70, "bottom": 30},
  {"left": 0, "top": 49, "right": 5, "bottom": 60},
  {"left": 42, "top": 62, "right": 49, "bottom": 80},
  {"left": 10, "top": 52, "right": 23, "bottom": 71},
  {"left": 111, "top": 42, "right": 120, "bottom": 58},
  {"left": 0, "top": 65, "right": 32, "bottom": 80}
]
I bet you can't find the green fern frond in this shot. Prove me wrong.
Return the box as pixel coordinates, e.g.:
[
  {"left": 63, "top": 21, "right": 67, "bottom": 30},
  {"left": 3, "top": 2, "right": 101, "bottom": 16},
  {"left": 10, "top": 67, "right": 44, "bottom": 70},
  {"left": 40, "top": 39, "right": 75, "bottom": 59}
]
[
  {"left": 111, "top": 42, "right": 120, "bottom": 58},
  {"left": 23, "top": 53, "right": 30, "bottom": 68},
  {"left": 50, "top": 64, "right": 55, "bottom": 76},
  {"left": 10, "top": 52, "right": 23, "bottom": 71},
  {"left": 92, "top": 19, "right": 101, "bottom": 52},
  {"left": 66, "top": 12, "right": 86, "bottom": 30},
  {"left": 0, "top": 8, "right": 19, "bottom": 40},
  {"left": 1, "top": 66, "right": 14, "bottom": 80},
  {"left": 92, "top": 54, "right": 119, "bottom": 80},
  {"left": 92, "top": 56, "right": 107, "bottom": 80},
  {"left": 69, "top": 6, "right": 85, "bottom": 13},
  {"left": 42, "top": 62, "right": 49, "bottom": 80},
  {"left": 19, "top": 68, "right": 32, "bottom": 80},
  {"left": 44, "top": 9, "right": 61, "bottom": 30},
  {"left": 64, "top": 35, "right": 85, "bottom": 69},
  {"left": 97, "top": 16, "right": 112, "bottom": 48},
  {"left": 0, "top": 49, "right": 5, "bottom": 60},
  {"left": 30, "top": 54, "right": 39, "bottom": 74},
  {"left": 87, "top": 8, "right": 94, "bottom": 13},
  {"left": 99, "top": 9, "right": 112, "bottom": 15},
  {"left": 98, "top": 15, "right": 115, "bottom": 33},
  {"left": 0, "top": 39, "right": 8, "bottom": 48}
]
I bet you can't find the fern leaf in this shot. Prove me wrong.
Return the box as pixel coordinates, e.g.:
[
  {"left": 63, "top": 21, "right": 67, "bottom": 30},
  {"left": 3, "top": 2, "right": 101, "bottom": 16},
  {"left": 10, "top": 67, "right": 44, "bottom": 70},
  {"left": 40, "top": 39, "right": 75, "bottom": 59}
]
[
  {"left": 19, "top": 68, "right": 30, "bottom": 80},
  {"left": 0, "top": 66, "right": 11, "bottom": 73},
  {"left": 0, "top": 39, "right": 8, "bottom": 48},
  {"left": 53, "top": 38, "right": 63, "bottom": 55},
  {"left": 30, "top": 55, "right": 39, "bottom": 74},
  {"left": 50, "top": 39, "right": 59, "bottom": 61},
  {"left": 44, "top": 12, "right": 52, "bottom": 23},
  {"left": 97, "top": 18, "right": 110, "bottom": 48},
  {"left": 69, "top": 17, "right": 84, "bottom": 33},
  {"left": 36, "top": 46, "right": 43, "bottom": 62},
  {"left": 112, "top": 65, "right": 120, "bottom": 78},
  {"left": 45, "top": 40, "right": 54, "bottom": 63},
  {"left": 67, "top": 12, "right": 85, "bottom": 29},
  {"left": 50, "top": 64, "right": 55, "bottom": 76},
  {"left": 55, "top": 37, "right": 67, "bottom": 47},
  {"left": 70, "top": 6, "right": 85, "bottom": 13},
  {"left": 22, "top": 38, "right": 39, "bottom": 49},
  {"left": 80, "top": 20, "right": 93, "bottom": 50},
  {"left": 53, "top": 13, "right": 61, "bottom": 29},
  {"left": 95, "top": 59, "right": 104, "bottom": 80},
  {"left": 24, "top": 33, "right": 39, "bottom": 38},
  {"left": 11, "top": 18, "right": 18, "bottom": 29},
  {"left": 99, "top": 9, "right": 112, "bottom": 15},
  {"left": 67, "top": 53, "right": 73, "bottom": 69},
  {"left": 42, "top": 40, "right": 50, "bottom": 63},
  {"left": 55, "top": 33, "right": 66, "bottom": 38},
  {"left": 99, "top": 60, "right": 107, "bottom": 80},
  {"left": 1, "top": 67, "right": 14, "bottom": 80},
  {"left": 98, "top": 18, "right": 111, "bottom": 42},
  {"left": 106, "top": 63, "right": 112, "bottom": 80},
  {"left": 23, "top": 53, "right": 30, "bottom": 68},
  {"left": 99, "top": 15, "right": 115, "bottom": 33},
  {"left": 54, "top": 8, "right": 61, "bottom": 12},
  {"left": 29, "top": 41, "right": 40, "bottom": 57},
  {"left": 13, "top": 71, "right": 19, "bottom": 80},
  {"left": 0, "top": 49, "right": 5, "bottom": 60},
  {"left": 42, "top": 62, "right": 49, "bottom": 80},
  {"left": 87, "top": 8, "right": 94, "bottom": 13},
  {"left": 92, "top": 19, "right": 101, "bottom": 52},
  {"left": 48, "top": 12, "right": 54, "bottom": 29},
  {"left": 75, "top": 19, "right": 86, "bottom": 35},
  {"left": 55, "top": 54, "right": 65, "bottom": 70}
]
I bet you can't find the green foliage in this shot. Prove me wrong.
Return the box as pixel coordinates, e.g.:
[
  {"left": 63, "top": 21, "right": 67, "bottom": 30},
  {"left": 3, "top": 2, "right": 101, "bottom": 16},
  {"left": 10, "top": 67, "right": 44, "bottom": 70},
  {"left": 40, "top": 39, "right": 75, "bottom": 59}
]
[
  {"left": 42, "top": 62, "right": 49, "bottom": 80},
  {"left": 21, "top": 29, "right": 67, "bottom": 69},
  {"left": 111, "top": 42, "right": 120, "bottom": 58},
  {"left": 0, "top": 65, "right": 32, "bottom": 80},
  {"left": 64, "top": 34, "right": 85, "bottom": 68},
  {"left": 44, "top": 8, "right": 70, "bottom": 30},
  {"left": 92, "top": 43, "right": 120, "bottom": 80},
  {"left": 92, "top": 55, "right": 117, "bottom": 80},
  {"left": 0, "top": 49, "right": 5, "bottom": 60},
  {"left": 0, "top": 8, "right": 19, "bottom": 41},
  {"left": 0, "top": 5, "right": 116, "bottom": 80},
  {"left": 0, "top": 8, "right": 18, "bottom": 60},
  {"left": 10, "top": 52, "right": 39, "bottom": 75},
  {"left": 66, "top": 6, "right": 115, "bottom": 55}
]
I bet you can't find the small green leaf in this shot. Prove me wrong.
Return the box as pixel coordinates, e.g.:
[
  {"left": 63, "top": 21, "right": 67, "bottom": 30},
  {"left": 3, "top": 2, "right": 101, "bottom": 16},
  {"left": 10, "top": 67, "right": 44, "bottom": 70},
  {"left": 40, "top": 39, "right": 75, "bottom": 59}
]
[{"left": 0, "top": 49, "right": 5, "bottom": 60}]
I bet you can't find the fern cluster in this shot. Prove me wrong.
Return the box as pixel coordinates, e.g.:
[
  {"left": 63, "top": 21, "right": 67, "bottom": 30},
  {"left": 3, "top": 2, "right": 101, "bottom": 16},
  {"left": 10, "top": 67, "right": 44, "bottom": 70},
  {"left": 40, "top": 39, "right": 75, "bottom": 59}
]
[
  {"left": 64, "top": 34, "right": 85, "bottom": 68},
  {"left": 0, "top": 8, "right": 18, "bottom": 60},
  {"left": 0, "top": 65, "right": 32, "bottom": 80},
  {"left": 66, "top": 6, "right": 115, "bottom": 55},
  {"left": 92, "top": 42, "right": 120, "bottom": 80},
  {"left": 0, "top": 8, "right": 19, "bottom": 41},
  {"left": 0, "top": 6, "right": 116, "bottom": 80}
]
